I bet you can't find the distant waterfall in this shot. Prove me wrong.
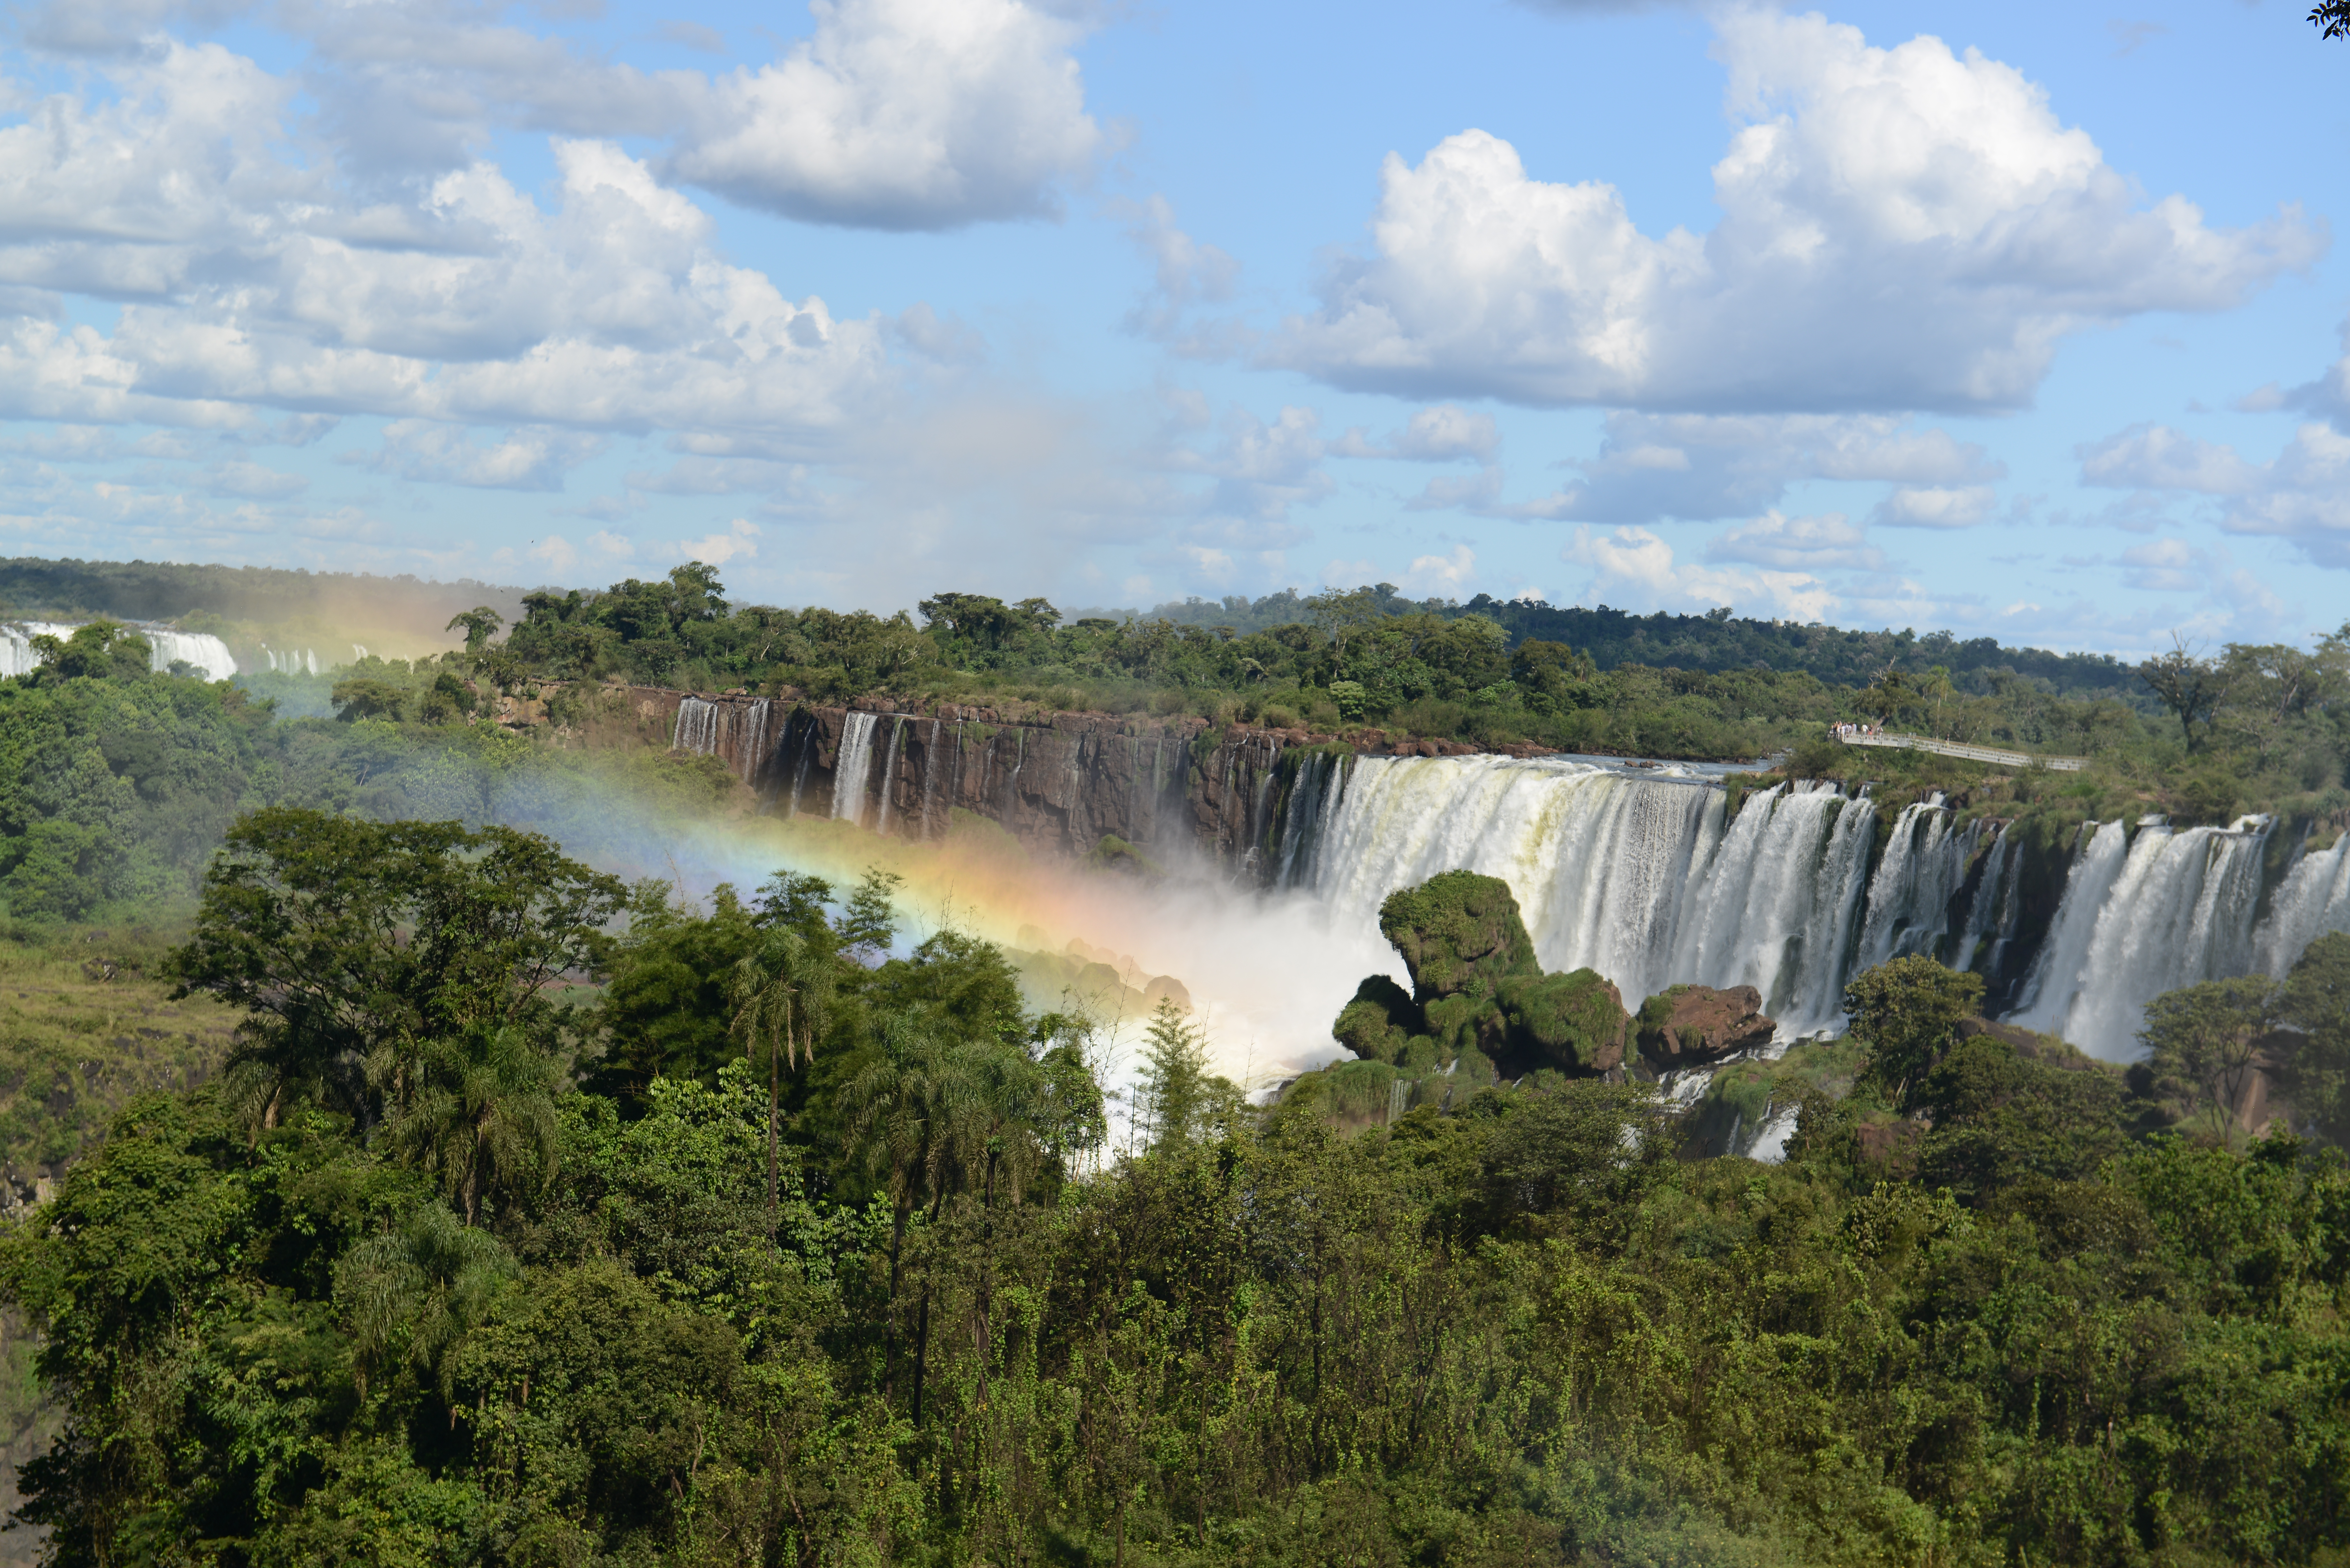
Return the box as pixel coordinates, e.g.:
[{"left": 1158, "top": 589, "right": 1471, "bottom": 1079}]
[
  {"left": 4, "top": 621, "right": 237, "bottom": 681},
  {"left": 672, "top": 697, "right": 718, "bottom": 755},
  {"left": 875, "top": 718, "right": 906, "bottom": 835},
  {"left": 832, "top": 712, "right": 879, "bottom": 825}
]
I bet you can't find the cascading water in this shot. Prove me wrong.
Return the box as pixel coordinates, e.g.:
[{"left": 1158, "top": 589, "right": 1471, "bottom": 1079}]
[
  {"left": 920, "top": 719, "right": 942, "bottom": 839},
  {"left": 2014, "top": 817, "right": 2275, "bottom": 1057},
  {"left": 4, "top": 621, "right": 237, "bottom": 681},
  {"left": 832, "top": 712, "right": 878, "bottom": 825},
  {"left": 1297, "top": 757, "right": 1876, "bottom": 1037},
  {"left": 875, "top": 718, "right": 906, "bottom": 835},
  {"left": 672, "top": 697, "right": 718, "bottom": 756},
  {"left": 2257, "top": 832, "right": 2350, "bottom": 976},
  {"left": 1853, "top": 798, "right": 1972, "bottom": 971}
]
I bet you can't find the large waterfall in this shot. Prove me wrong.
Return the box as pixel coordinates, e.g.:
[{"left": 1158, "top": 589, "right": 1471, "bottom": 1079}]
[
  {"left": 1293, "top": 757, "right": 1875, "bottom": 1037},
  {"left": 1267, "top": 753, "right": 2348, "bottom": 1059}
]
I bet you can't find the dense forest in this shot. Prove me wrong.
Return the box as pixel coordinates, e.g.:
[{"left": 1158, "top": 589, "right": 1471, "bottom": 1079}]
[
  {"left": 1, "top": 811, "right": 2348, "bottom": 1566},
  {"left": 2, "top": 568, "right": 2350, "bottom": 1562}
]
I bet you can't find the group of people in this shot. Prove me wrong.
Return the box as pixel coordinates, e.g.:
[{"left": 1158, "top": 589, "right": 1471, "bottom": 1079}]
[{"left": 1833, "top": 722, "right": 1884, "bottom": 739}]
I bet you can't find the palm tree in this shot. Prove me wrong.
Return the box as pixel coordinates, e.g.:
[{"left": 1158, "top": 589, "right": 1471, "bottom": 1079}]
[
  {"left": 339, "top": 1202, "right": 515, "bottom": 1400},
  {"left": 845, "top": 1020, "right": 991, "bottom": 1416},
  {"left": 728, "top": 929, "right": 829, "bottom": 1230},
  {"left": 381, "top": 1024, "right": 560, "bottom": 1226}
]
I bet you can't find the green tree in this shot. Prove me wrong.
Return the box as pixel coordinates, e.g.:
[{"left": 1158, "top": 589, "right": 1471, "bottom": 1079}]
[
  {"left": 1844, "top": 956, "right": 1984, "bottom": 1109},
  {"left": 27, "top": 621, "right": 155, "bottom": 682},
  {"left": 443, "top": 605, "right": 505, "bottom": 656},
  {"left": 2316, "top": 1, "right": 2349, "bottom": 41},
  {"left": 2276, "top": 931, "right": 2350, "bottom": 1144},
  {"left": 330, "top": 677, "right": 408, "bottom": 722},
  {"left": 2140, "top": 635, "right": 2235, "bottom": 753},
  {"left": 2141, "top": 975, "right": 2281, "bottom": 1142},
  {"left": 168, "top": 808, "right": 626, "bottom": 1127},
  {"left": 727, "top": 927, "right": 830, "bottom": 1229},
  {"left": 378, "top": 1024, "right": 562, "bottom": 1226},
  {"left": 1133, "top": 996, "right": 1232, "bottom": 1150}
]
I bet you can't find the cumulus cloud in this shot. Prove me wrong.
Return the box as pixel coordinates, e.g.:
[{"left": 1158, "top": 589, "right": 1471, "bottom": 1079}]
[
  {"left": 0, "top": 49, "right": 895, "bottom": 438},
  {"left": 665, "top": 0, "right": 1103, "bottom": 229},
  {"left": 2080, "top": 420, "right": 2350, "bottom": 566},
  {"left": 1565, "top": 524, "right": 1837, "bottom": 621},
  {"left": 1873, "top": 485, "right": 1996, "bottom": 529},
  {"left": 351, "top": 422, "right": 606, "bottom": 491},
  {"left": 1705, "top": 510, "right": 1885, "bottom": 571},
  {"left": 1272, "top": 9, "right": 2321, "bottom": 413},
  {"left": 1329, "top": 405, "right": 1499, "bottom": 463},
  {"left": 1120, "top": 195, "right": 1240, "bottom": 344},
  {"left": 1402, "top": 543, "right": 1478, "bottom": 593},
  {"left": 676, "top": 517, "right": 761, "bottom": 565},
  {"left": 1404, "top": 411, "right": 2001, "bottom": 523}
]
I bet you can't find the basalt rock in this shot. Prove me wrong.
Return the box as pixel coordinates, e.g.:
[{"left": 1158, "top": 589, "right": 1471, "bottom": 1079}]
[
  {"left": 1634, "top": 984, "right": 1776, "bottom": 1069},
  {"left": 1332, "top": 871, "right": 1631, "bottom": 1082}
]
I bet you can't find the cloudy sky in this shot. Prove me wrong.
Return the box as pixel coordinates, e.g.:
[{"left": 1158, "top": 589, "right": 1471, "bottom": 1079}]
[{"left": 0, "top": 0, "right": 2343, "bottom": 652}]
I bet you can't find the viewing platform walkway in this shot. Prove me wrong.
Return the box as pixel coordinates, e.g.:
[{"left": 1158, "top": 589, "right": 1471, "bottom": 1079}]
[{"left": 1836, "top": 729, "right": 2089, "bottom": 772}]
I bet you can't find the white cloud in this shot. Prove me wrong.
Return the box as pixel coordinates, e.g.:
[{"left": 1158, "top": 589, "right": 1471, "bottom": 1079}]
[
  {"left": 1565, "top": 524, "right": 1837, "bottom": 621},
  {"left": 1705, "top": 510, "right": 1884, "bottom": 571},
  {"left": 352, "top": 422, "right": 606, "bottom": 490},
  {"left": 1406, "top": 411, "right": 2000, "bottom": 523},
  {"left": 1273, "top": 10, "right": 2320, "bottom": 413},
  {"left": 665, "top": 0, "right": 1103, "bottom": 229},
  {"left": 2080, "top": 420, "right": 2350, "bottom": 566},
  {"left": 676, "top": 518, "right": 761, "bottom": 565},
  {"left": 1402, "top": 543, "right": 1477, "bottom": 592},
  {"left": 1120, "top": 195, "right": 1240, "bottom": 343},
  {"left": 1873, "top": 485, "right": 1996, "bottom": 529},
  {"left": 589, "top": 530, "right": 637, "bottom": 559},
  {"left": 1330, "top": 405, "right": 1499, "bottom": 463},
  {"left": 528, "top": 533, "right": 580, "bottom": 572},
  {"left": 0, "top": 47, "right": 897, "bottom": 440}
]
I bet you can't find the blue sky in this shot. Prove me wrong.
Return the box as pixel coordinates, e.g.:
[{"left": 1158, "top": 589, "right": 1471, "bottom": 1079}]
[{"left": 0, "top": 0, "right": 2343, "bottom": 655}]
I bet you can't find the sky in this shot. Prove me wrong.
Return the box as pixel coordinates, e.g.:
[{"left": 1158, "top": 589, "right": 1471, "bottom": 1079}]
[{"left": 0, "top": 0, "right": 2344, "bottom": 656}]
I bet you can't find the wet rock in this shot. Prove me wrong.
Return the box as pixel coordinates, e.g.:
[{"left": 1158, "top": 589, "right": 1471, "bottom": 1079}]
[{"left": 1635, "top": 984, "right": 1776, "bottom": 1068}]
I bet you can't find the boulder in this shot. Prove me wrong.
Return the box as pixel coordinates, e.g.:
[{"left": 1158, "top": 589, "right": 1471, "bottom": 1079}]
[
  {"left": 1376, "top": 871, "right": 1538, "bottom": 1000},
  {"left": 1634, "top": 984, "right": 1775, "bottom": 1068},
  {"left": 1498, "top": 969, "right": 1629, "bottom": 1075}
]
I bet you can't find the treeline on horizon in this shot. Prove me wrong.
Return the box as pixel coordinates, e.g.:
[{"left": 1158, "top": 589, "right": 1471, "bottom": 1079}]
[
  {"left": 3, "top": 811, "right": 2350, "bottom": 1567},
  {"left": 2, "top": 553, "right": 2156, "bottom": 701}
]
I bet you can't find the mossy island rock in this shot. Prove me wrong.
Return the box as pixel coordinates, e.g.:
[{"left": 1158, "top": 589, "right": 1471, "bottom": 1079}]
[
  {"left": 1634, "top": 984, "right": 1775, "bottom": 1069},
  {"left": 1331, "top": 871, "right": 1630, "bottom": 1082}
]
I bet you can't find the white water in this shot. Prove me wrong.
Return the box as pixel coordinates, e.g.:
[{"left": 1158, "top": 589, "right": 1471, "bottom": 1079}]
[
  {"left": 2257, "top": 833, "right": 2350, "bottom": 976},
  {"left": 673, "top": 697, "right": 718, "bottom": 755},
  {"left": 832, "top": 712, "right": 878, "bottom": 826},
  {"left": 2013, "top": 818, "right": 2273, "bottom": 1058},
  {"left": 4, "top": 621, "right": 237, "bottom": 680},
  {"left": 1300, "top": 757, "right": 1874, "bottom": 1037}
]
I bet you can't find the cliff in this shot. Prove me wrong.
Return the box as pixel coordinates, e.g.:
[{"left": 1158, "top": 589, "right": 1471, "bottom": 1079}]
[{"left": 497, "top": 682, "right": 1556, "bottom": 872}]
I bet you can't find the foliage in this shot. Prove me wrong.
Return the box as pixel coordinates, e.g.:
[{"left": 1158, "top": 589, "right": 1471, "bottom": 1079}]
[
  {"left": 2141, "top": 975, "right": 2286, "bottom": 1142},
  {"left": 1844, "top": 955, "right": 1986, "bottom": 1110}
]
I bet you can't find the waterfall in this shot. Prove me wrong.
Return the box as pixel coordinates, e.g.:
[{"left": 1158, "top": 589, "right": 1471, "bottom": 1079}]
[
  {"left": 875, "top": 717, "right": 906, "bottom": 835},
  {"left": 920, "top": 719, "right": 942, "bottom": 838},
  {"left": 3, "top": 621, "right": 235, "bottom": 680},
  {"left": 738, "top": 699, "right": 773, "bottom": 787},
  {"left": 833, "top": 712, "right": 878, "bottom": 825},
  {"left": 1853, "top": 798, "right": 1970, "bottom": 970},
  {"left": 1951, "top": 828, "right": 2018, "bottom": 975},
  {"left": 2015, "top": 818, "right": 2275, "bottom": 1058},
  {"left": 2257, "top": 833, "right": 2350, "bottom": 975},
  {"left": 1298, "top": 757, "right": 1873, "bottom": 1035},
  {"left": 786, "top": 712, "right": 816, "bottom": 818},
  {"left": 672, "top": 697, "right": 718, "bottom": 755}
]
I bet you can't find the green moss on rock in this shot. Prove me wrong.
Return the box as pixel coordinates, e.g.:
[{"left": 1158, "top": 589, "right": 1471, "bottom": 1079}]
[
  {"left": 1497, "top": 969, "right": 1629, "bottom": 1074},
  {"left": 1333, "top": 974, "right": 1420, "bottom": 1065},
  {"left": 1376, "top": 870, "right": 1539, "bottom": 999}
]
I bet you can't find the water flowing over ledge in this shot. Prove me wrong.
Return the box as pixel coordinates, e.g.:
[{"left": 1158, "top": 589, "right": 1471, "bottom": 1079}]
[{"left": 647, "top": 690, "right": 2350, "bottom": 1062}]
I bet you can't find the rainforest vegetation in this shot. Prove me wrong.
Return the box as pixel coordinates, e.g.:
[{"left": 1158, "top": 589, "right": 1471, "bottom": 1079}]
[{"left": 1, "top": 815, "right": 2348, "bottom": 1566}]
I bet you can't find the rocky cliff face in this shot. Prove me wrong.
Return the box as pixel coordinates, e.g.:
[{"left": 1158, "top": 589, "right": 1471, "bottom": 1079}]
[{"left": 515, "top": 683, "right": 1382, "bottom": 871}]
